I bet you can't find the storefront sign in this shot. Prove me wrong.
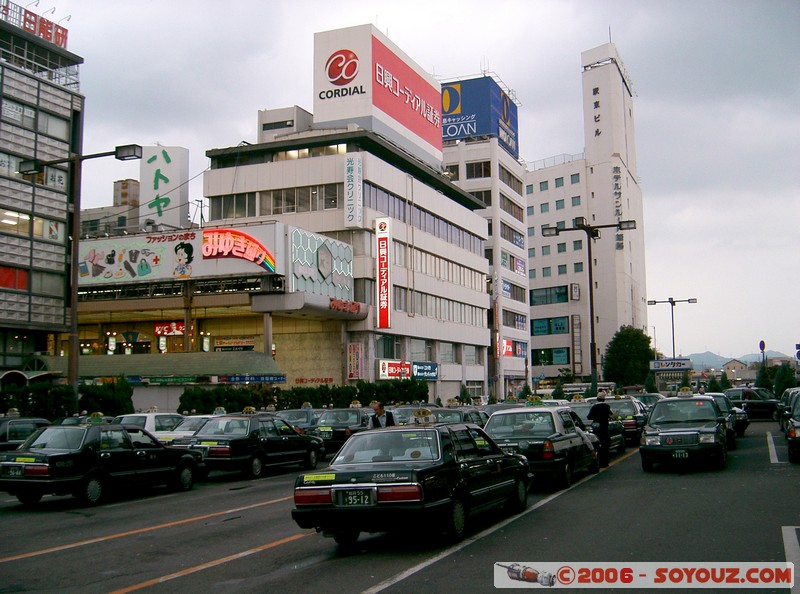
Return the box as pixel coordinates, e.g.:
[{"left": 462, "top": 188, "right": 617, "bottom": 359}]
[{"left": 376, "top": 217, "right": 391, "bottom": 328}]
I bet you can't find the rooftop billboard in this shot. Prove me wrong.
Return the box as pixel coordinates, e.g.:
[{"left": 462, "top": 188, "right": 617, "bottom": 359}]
[{"left": 441, "top": 76, "right": 519, "bottom": 158}]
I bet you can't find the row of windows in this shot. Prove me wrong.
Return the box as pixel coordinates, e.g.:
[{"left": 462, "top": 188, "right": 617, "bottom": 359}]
[
  {"left": 533, "top": 239, "right": 583, "bottom": 257},
  {"left": 0, "top": 151, "right": 67, "bottom": 192},
  {"left": 376, "top": 336, "right": 482, "bottom": 366},
  {"left": 527, "top": 220, "right": 568, "bottom": 238},
  {"left": 273, "top": 144, "right": 347, "bottom": 161},
  {"left": 393, "top": 239, "right": 484, "bottom": 293},
  {"left": 393, "top": 285, "right": 486, "bottom": 327},
  {"left": 532, "top": 316, "right": 569, "bottom": 336},
  {"left": 538, "top": 262, "right": 584, "bottom": 277},
  {"left": 534, "top": 195, "right": 582, "bottom": 215},
  {"left": 470, "top": 189, "right": 491, "bottom": 206},
  {"left": 502, "top": 279, "right": 527, "bottom": 304},
  {"left": 498, "top": 164, "right": 523, "bottom": 195},
  {"left": 499, "top": 250, "right": 527, "bottom": 277},
  {"left": 465, "top": 160, "right": 491, "bottom": 179},
  {"left": 501, "top": 309, "right": 527, "bottom": 331},
  {"left": 530, "top": 285, "right": 569, "bottom": 306},
  {"left": 532, "top": 347, "right": 570, "bottom": 366},
  {"left": 498, "top": 221, "right": 525, "bottom": 250},
  {"left": 1, "top": 97, "right": 70, "bottom": 141},
  {"left": 0, "top": 208, "right": 66, "bottom": 242},
  {"left": 526, "top": 173, "right": 580, "bottom": 193},
  {"left": 500, "top": 193, "right": 524, "bottom": 222},
  {"left": 0, "top": 264, "right": 64, "bottom": 296}
]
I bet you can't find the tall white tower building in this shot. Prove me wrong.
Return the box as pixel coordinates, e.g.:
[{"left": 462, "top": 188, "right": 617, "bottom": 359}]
[{"left": 526, "top": 43, "right": 647, "bottom": 384}]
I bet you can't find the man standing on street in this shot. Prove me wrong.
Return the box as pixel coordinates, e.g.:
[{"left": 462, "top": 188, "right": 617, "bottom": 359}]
[
  {"left": 588, "top": 391, "right": 613, "bottom": 467},
  {"left": 371, "top": 401, "right": 395, "bottom": 428}
]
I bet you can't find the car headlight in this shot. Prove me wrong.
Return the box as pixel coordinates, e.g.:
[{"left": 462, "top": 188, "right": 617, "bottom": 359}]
[
  {"left": 699, "top": 433, "right": 716, "bottom": 444},
  {"left": 644, "top": 435, "right": 660, "bottom": 446}
]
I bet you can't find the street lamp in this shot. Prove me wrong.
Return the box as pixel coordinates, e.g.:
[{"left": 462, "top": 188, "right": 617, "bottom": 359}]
[
  {"left": 19, "top": 144, "right": 143, "bottom": 395},
  {"left": 646, "top": 297, "right": 698, "bottom": 359},
  {"left": 541, "top": 217, "right": 636, "bottom": 397}
]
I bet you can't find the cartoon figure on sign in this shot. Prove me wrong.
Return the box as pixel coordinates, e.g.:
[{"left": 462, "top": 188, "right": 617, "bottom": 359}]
[{"left": 173, "top": 242, "right": 193, "bottom": 278}]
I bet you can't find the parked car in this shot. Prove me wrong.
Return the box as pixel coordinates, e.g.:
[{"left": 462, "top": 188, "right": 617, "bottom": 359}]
[
  {"left": 483, "top": 406, "right": 599, "bottom": 488},
  {"left": 431, "top": 407, "right": 489, "bottom": 427},
  {"left": 605, "top": 397, "right": 649, "bottom": 444},
  {"left": 706, "top": 392, "right": 742, "bottom": 449},
  {"left": 639, "top": 396, "right": 728, "bottom": 472},
  {"left": 314, "top": 408, "right": 374, "bottom": 454},
  {"left": 783, "top": 398, "right": 800, "bottom": 463},
  {"left": 156, "top": 415, "right": 213, "bottom": 444},
  {"left": 568, "top": 402, "right": 626, "bottom": 455},
  {"left": 112, "top": 412, "right": 185, "bottom": 439},
  {"left": 171, "top": 413, "right": 324, "bottom": 478},
  {"left": 0, "top": 423, "right": 204, "bottom": 506},
  {"left": 0, "top": 417, "right": 50, "bottom": 451},
  {"left": 291, "top": 421, "right": 531, "bottom": 547},
  {"left": 637, "top": 393, "right": 665, "bottom": 410},
  {"left": 777, "top": 388, "right": 800, "bottom": 433},
  {"left": 276, "top": 408, "right": 321, "bottom": 436},
  {"left": 482, "top": 403, "right": 527, "bottom": 416},
  {"left": 724, "top": 387, "right": 780, "bottom": 420}
]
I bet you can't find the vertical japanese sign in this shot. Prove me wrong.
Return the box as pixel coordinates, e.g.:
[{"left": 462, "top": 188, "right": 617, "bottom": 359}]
[
  {"left": 375, "top": 217, "right": 391, "bottom": 329},
  {"left": 347, "top": 343, "right": 363, "bottom": 380},
  {"left": 344, "top": 154, "right": 363, "bottom": 228},
  {"left": 139, "top": 146, "right": 189, "bottom": 232}
]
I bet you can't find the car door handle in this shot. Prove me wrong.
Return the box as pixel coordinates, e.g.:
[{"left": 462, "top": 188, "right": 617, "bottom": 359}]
[{"left": 100, "top": 452, "right": 111, "bottom": 459}]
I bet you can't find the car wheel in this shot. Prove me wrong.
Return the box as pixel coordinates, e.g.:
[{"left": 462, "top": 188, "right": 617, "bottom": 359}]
[
  {"left": 245, "top": 455, "right": 264, "bottom": 479},
  {"left": 172, "top": 464, "right": 195, "bottom": 491},
  {"left": 789, "top": 449, "right": 799, "bottom": 464},
  {"left": 78, "top": 474, "right": 105, "bottom": 506},
  {"left": 728, "top": 431, "right": 737, "bottom": 450},
  {"left": 446, "top": 497, "right": 468, "bottom": 540},
  {"left": 305, "top": 448, "right": 318, "bottom": 470},
  {"left": 17, "top": 492, "right": 42, "bottom": 506},
  {"left": 333, "top": 530, "right": 360, "bottom": 548},
  {"left": 588, "top": 454, "right": 600, "bottom": 474},
  {"left": 506, "top": 478, "right": 528, "bottom": 514},
  {"left": 641, "top": 455, "right": 654, "bottom": 473},
  {"left": 558, "top": 462, "right": 573, "bottom": 489},
  {"left": 715, "top": 447, "right": 728, "bottom": 470},
  {"left": 618, "top": 436, "right": 627, "bottom": 454}
]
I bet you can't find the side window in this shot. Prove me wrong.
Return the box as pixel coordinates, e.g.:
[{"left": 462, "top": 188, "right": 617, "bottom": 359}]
[
  {"left": 453, "top": 429, "right": 478, "bottom": 459},
  {"left": 468, "top": 427, "right": 498, "bottom": 456},
  {"left": 8, "top": 421, "right": 38, "bottom": 440},
  {"left": 275, "top": 419, "right": 297, "bottom": 436},
  {"left": 559, "top": 411, "right": 576, "bottom": 433},
  {"left": 102, "top": 428, "right": 132, "bottom": 450},
  {"left": 259, "top": 420, "right": 279, "bottom": 437},
  {"left": 128, "top": 428, "right": 158, "bottom": 448}
]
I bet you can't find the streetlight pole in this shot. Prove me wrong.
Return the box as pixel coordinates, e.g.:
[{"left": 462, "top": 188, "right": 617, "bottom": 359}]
[
  {"left": 646, "top": 297, "right": 698, "bottom": 359},
  {"left": 542, "top": 217, "right": 636, "bottom": 397},
  {"left": 20, "top": 145, "right": 142, "bottom": 396}
]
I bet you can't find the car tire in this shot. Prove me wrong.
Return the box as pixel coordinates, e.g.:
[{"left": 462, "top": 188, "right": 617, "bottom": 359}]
[
  {"left": 305, "top": 448, "right": 318, "bottom": 470},
  {"left": 506, "top": 478, "right": 528, "bottom": 514},
  {"left": 789, "top": 449, "right": 799, "bottom": 464},
  {"left": 446, "top": 497, "right": 468, "bottom": 540},
  {"left": 17, "top": 492, "right": 42, "bottom": 506},
  {"left": 558, "top": 462, "right": 573, "bottom": 489},
  {"left": 618, "top": 437, "right": 627, "bottom": 454},
  {"left": 245, "top": 455, "right": 264, "bottom": 479},
  {"left": 333, "top": 530, "right": 360, "bottom": 548},
  {"left": 172, "top": 463, "right": 195, "bottom": 491},
  {"left": 78, "top": 474, "right": 105, "bottom": 506},
  {"left": 641, "top": 455, "right": 654, "bottom": 473},
  {"left": 728, "top": 432, "right": 737, "bottom": 451},
  {"left": 588, "top": 454, "right": 600, "bottom": 474},
  {"left": 715, "top": 447, "right": 728, "bottom": 471}
]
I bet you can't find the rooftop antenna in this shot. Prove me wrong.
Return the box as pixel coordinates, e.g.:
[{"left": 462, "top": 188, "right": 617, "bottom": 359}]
[{"left": 608, "top": 26, "right": 612, "bottom": 43}]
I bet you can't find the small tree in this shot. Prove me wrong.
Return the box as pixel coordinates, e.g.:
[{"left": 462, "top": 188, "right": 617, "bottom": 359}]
[
  {"left": 644, "top": 372, "right": 657, "bottom": 393},
  {"left": 680, "top": 372, "right": 691, "bottom": 389},
  {"left": 719, "top": 371, "right": 732, "bottom": 390},
  {"left": 602, "top": 326, "right": 653, "bottom": 386},
  {"left": 707, "top": 376, "right": 723, "bottom": 393},
  {"left": 552, "top": 381, "right": 565, "bottom": 399},
  {"left": 755, "top": 364, "right": 772, "bottom": 391},
  {"left": 773, "top": 363, "right": 797, "bottom": 399}
]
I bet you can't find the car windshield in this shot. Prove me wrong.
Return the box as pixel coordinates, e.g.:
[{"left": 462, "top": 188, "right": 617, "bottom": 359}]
[
  {"left": 173, "top": 417, "right": 210, "bottom": 432},
  {"left": 279, "top": 410, "right": 310, "bottom": 424},
  {"left": 25, "top": 426, "right": 86, "bottom": 451},
  {"left": 332, "top": 429, "right": 440, "bottom": 464},
  {"left": 484, "top": 411, "right": 556, "bottom": 439},
  {"left": 649, "top": 400, "right": 719, "bottom": 425},
  {"left": 194, "top": 418, "right": 250, "bottom": 436},
  {"left": 318, "top": 410, "right": 360, "bottom": 425},
  {"left": 114, "top": 415, "right": 146, "bottom": 428},
  {"left": 608, "top": 401, "right": 637, "bottom": 416},
  {"left": 712, "top": 397, "right": 731, "bottom": 413},
  {"left": 432, "top": 409, "right": 464, "bottom": 423}
]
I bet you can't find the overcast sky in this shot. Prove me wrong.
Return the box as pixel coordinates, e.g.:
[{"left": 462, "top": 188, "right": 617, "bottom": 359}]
[{"left": 40, "top": 0, "right": 800, "bottom": 360}]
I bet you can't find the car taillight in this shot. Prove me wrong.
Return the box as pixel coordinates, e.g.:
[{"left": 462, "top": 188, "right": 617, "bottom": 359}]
[
  {"left": 377, "top": 484, "right": 422, "bottom": 502},
  {"left": 542, "top": 440, "right": 554, "bottom": 460},
  {"left": 623, "top": 420, "right": 637, "bottom": 428},
  {"left": 24, "top": 464, "right": 50, "bottom": 477},
  {"left": 208, "top": 446, "right": 231, "bottom": 457},
  {"left": 790, "top": 427, "right": 798, "bottom": 439},
  {"left": 294, "top": 487, "right": 332, "bottom": 505}
]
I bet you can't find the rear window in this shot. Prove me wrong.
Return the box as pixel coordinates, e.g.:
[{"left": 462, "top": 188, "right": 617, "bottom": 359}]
[
  {"left": 115, "top": 415, "right": 146, "bottom": 428},
  {"left": 26, "top": 427, "right": 86, "bottom": 451}
]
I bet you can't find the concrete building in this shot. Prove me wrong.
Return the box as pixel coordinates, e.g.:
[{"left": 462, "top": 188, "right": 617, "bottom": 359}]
[
  {"left": 525, "top": 43, "right": 648, "bottom": 383},
  {"left": 0, "top": 5, "right": 82, "bottom": 382},
  {"left": 80, "top": 179, "right": 141, "bottom": 236}
]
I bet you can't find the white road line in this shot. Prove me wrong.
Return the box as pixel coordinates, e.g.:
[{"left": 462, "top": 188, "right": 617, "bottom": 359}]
[
  {"left": 361, "top": 449, "right": 638, "bottom": 594},
  {"left": 781, "top": 526, "right": 800, "bottom": 594},
  {"left": 767, "top": 432, "right": 786, "bottom": 464}
]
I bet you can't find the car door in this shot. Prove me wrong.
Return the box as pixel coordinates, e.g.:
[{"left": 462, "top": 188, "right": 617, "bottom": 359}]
[
  {"left": 452, "top": 426, "right": 512, "bottom": 509},
  {"left": 126, "top": 427, "right": 174, "bottom": 486},
  {"left": 98, "top": 426, "right": 139, "bottom": 488},
  {"left": 259, "top": 417, "right": 306, "bottom": 465},
  {"left": 557, "top": 410, "right": 591, "bottom": 470}
]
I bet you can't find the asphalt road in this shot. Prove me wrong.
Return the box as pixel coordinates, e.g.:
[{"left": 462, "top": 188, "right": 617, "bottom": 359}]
[{"left": 0, "top": 420, "right": 797, "bottom": 594}]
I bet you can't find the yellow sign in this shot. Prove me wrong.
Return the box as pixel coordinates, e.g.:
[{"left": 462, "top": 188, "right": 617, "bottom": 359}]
[
  {"left": 15, "top": 457, "right": 35, "bottom": 463},
  {"left": 303, "top": 473, "right": 335, "bottom": 483}
]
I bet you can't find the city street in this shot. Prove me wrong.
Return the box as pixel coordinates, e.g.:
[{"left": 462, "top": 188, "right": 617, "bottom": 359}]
[{"left": 0, "top": 421, "right": 797, "bottom": 593}]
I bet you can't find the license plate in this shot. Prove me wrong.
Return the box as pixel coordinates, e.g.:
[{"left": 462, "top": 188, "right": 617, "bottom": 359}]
[
  {"left": 672, "top": 450, "right": 689, "bottom": 459},
  {"left": 320, "top": 431, "right": 332, "bottom": 439},
  {"left": 3, "top": 465, "right": 23, "bottom": 477},
  {"left": 340, "top": 489, "right": 374, "bottom": 506},
  {"left": 502, "top": 447, "right": 516, "bottom": 455}
]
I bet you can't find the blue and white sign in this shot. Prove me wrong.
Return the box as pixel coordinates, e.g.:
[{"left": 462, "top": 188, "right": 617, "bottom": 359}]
[
  {"left": 441, "top": 76, "right": 519, "bottom": 158},
  {"left": 649, "top": 359, "right": 693, "bottom": 371},
  {"left": 412, "top": 361, "right": 439, "bottom": 380}
]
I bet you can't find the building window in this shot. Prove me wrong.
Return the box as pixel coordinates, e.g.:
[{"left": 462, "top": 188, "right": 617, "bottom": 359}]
[
  {"left": 573, "top": 239, "right": 583, "bottom": 251},
  {"left": 499, "top": 222, "right": 525, "bottom": 249},
  {"left": 540, "top": 203, "right": 549, "bottom": 214},
  {"left": 528, "top": 248, "right": 535, "bottom": 258},
  {"left": 557, "top": 242, "right": 566, "bottom": 253},
  {"left": 532, "top": 316, "right": 569, "bottom": 336},
  {"left": 530, "top": 285, "right": 568, "bottom": 306},
  {"left": 555, "top": 199, "right": 564, "bottom": 210},
  {"left": 466, "top": 161, "right": 491, "bottom": 178},
  {"left": 558, "top": 264, "right": 567, "bottom": 275},
  {"left": 574, "top": 262, "right": 584, "bottom": 273},
  {"left": 539, "top": 180, "right": 549, "bottom": 192},
  {"left": 571, "top": 195, "right": 581, "bottom": 207},
  {"left": 532, "top": 347, "right": 570, "bottom": 366},
  {"left": 541, "top": 245, "right": 551, "bottom": 256},
  {"left": 526, "top": 206, "right": 535, "bottom": 217},
  {"left": 470, "top": 189, "right": 492, "bottom": 206},
  {"left": 526, "top": 184, "right": 534, "bottom": 194},
  {"left": 0, "top": 265, "right": 29, "bottom": 290},
  {"left": 527, "top": 227, "right": 535, "bottom": 237},
  {"left": 444, "top": 164, "right": 459, "bottom": 181},
  {"left": 556, "top": 221, "right": 566, "bottom": 230},
  {"left": 529, "top": 269, "right": 536, "bottom": 279},
  {"left": 542, "top": 267, "right": 551, "bottom": 277},
  {"left": 500, "top": 193, "right": 524, "bottom": 222},
  {"left": 571, "top": 173, "right": 580, "bottom": 184},
  {"left": 555, "top": 177, "right": 564, "bottom": 188},
  {"left": 499, "top": 164, "right": 523, "bottom": 195}
]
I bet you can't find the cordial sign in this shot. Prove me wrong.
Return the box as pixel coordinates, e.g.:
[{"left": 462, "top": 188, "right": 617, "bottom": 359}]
[{"left": 320, "top": 49, "right": 366, "bottom": 99}]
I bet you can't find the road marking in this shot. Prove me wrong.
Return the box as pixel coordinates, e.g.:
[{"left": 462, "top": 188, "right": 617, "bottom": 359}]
[
  {"left": 781, "top": 526, "right": 800, "bottom": 594},
  {"left": 361, "top": 447, "right": 639, "bottom": 594},
  {"left": 0, "top": 495, "right": 292, "bottom": 564},
  {"left": 108, "top": 533, "right": 312, "bottom": 593},
  {"left": 767, "top": 432, "right": 787, "bottom": 464}
]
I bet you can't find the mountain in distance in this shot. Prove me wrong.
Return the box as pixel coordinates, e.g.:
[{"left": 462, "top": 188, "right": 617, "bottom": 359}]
[{"left": 685, "top": 350, "right": 790, "bottom": 369}]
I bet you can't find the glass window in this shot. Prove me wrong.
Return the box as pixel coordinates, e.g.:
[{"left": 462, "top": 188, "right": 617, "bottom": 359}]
[
  {"left": 573, "top": 239, "right": 583, "bottom": 251},
  {"left": 571, "top": 195, "right": 581, "bottom": 206},
  {"left": 555, "top": 177, "right": 564, "bottom": 188},
  {"left": 558, "top": 264, "right": 567, "bottom": 275},
  {"left": 574, "top": 262, "right": 584, "bottom": 273},
  {"left": 557, "top": 243, "right": 566, "bottom": 253},
  {"left": 540, "top": 203, "right": 549, "bottom": 214},
  {"left": 539, "top": 180, "right": 548, "bottom": 191},
  {"left": 465, "top": 161, "right": 491, "bottom": 179},
  {"left": 571, "top": 173, "right": 580, "bottom": 184},
  {"left": 528, "top": 248, "right": 535, "bottom": 257},
  {"left": 555, "top": 199, "right": 564, "bottom": 210},
  {"left": 526, "top": 184, "right": 534, "bottom": 194},
  {"left": 541, "top": 245, "right": 550, "bottom": 256},
  {"left": 542, "top": 267, "right": 551, "bottom": 277}
]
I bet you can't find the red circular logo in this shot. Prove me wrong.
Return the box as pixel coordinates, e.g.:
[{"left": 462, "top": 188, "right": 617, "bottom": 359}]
[{"left": 326, "top": 49, "right": 359, "bottom": 86}]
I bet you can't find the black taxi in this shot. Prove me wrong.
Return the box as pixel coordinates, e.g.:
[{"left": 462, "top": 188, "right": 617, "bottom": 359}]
[
  {"left": 171, "top": 412, "right": 325, "bottom": 478},
  {"left": 291, "top": 417, "right": 530, "bottom": 547},
  {"left": 314, "top": 407, "right": 374, "bottom": 454},
  {"left": 0, "top": 423, "right": 204, "bottom": 506}
]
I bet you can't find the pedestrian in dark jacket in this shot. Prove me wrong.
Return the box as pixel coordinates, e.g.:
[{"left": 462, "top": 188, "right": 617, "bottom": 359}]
[{"left": 588, "top": 391, "right": 613, "bottom": 467}]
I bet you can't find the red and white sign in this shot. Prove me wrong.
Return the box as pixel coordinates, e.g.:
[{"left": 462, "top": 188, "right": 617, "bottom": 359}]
[
  {"left": 378, "top": 359, "right": 411, "bottom": 380},
  {"left": 155, "top": 321, "right": 185, "bottom": 336},
  {"left": 376, "top": 217, "right": 391, "bottom": 329}
]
